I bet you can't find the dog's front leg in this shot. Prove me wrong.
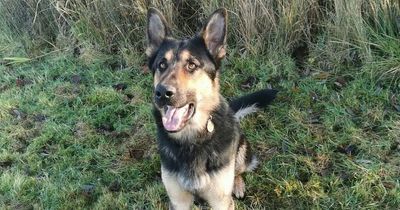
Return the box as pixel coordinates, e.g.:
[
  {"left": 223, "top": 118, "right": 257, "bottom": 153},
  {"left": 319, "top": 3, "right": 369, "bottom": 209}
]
[
  {"left": 200, "top": 159, "right": 236, "bottom": 210},
  {"left": 205, "top": 194, "right": 234, "bottom": 210},
  {"left": 161, "top": 167, "right": 194, "bottom": 210}
]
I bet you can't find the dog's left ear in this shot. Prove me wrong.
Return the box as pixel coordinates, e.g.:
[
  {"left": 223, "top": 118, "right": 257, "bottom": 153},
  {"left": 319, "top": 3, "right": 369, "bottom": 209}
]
[
  {"left": 146, "top": 8, "right": 171, "bottom": 57},
  {"left": 200, "top": 8, "right": 227, "bottom": 60}
]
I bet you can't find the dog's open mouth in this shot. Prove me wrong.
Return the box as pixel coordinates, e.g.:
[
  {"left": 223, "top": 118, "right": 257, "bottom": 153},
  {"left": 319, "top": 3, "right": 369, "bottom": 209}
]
[{"left": 162, "top": 103, "right": 195, "bottom": 132}]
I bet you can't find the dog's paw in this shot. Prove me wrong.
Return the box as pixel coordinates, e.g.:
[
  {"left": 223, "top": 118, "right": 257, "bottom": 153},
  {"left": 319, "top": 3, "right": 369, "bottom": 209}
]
[{"left": 233, "top": 175, "right": 245, "bottom": 198}]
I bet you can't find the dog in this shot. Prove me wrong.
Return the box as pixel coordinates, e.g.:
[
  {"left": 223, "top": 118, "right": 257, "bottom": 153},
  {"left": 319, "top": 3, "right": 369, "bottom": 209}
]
[{"left": 146, "top": 8, "right": 277, "bottom": 210}]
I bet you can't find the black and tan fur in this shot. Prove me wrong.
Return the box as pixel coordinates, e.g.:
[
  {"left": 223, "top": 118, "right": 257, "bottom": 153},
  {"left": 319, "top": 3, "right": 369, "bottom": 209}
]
[{"left": 146, "top": 8, "right": 277, "bottom": 210}]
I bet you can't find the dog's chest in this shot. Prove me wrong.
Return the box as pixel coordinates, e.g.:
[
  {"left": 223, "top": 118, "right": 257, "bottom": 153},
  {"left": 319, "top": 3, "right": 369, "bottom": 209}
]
[
  {"left": 172, "top": 156, "right": 236, "bottom": 194},
  {"left": 160, "top": 142, "right": 234, "bottom": 191},
  {"left": 177, "top": 168, "right": 211, "bottom": 191},
  {"left": 175, "top": 158, "right": 234, "bottom": 192}
]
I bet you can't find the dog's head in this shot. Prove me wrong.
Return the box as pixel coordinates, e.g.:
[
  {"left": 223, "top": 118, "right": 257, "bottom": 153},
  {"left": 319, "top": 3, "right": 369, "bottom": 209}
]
[{"left": 146, "top": 8, "right": 227, "bottom": 134}]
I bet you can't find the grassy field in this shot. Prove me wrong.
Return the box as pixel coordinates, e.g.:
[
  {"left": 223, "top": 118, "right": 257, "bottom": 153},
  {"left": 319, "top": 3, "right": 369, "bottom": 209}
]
[{"left": 1, "top": 0, "right": 400, "bottom": 209}]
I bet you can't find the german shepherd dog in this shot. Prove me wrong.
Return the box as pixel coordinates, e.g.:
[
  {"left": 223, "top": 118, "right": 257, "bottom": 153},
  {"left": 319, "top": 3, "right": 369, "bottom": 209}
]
[{"left": 146, "top": 8, "right": 277, "bottom": 210}]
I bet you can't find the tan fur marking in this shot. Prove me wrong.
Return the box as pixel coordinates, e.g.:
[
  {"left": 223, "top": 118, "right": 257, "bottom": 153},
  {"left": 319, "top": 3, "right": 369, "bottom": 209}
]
[
  {"left": 179, "top": 50, "right": 191, "bottom": 61},
  {"left": 187, "top": 71, "right": 220, "bottom": 120},
  {"left": 176, "top": 67, "right": 189, "bottom": 88},
  {"left": 235, "top": 142, "right": 247, "bottom": 174},
  {"left": 161, "top": 167, "right": 194, "bottom": 210},
  {"left": 165, "top": 49, "right": 174, "bottom": 61},
  {"left": 153, "top": 71, "right": 161, "bottom": 88}
]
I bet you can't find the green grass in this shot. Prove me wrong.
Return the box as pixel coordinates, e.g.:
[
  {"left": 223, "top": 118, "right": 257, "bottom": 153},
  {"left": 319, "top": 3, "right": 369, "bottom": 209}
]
[{"left": 0, "top": 49, "right": 399, "bottom": 209}]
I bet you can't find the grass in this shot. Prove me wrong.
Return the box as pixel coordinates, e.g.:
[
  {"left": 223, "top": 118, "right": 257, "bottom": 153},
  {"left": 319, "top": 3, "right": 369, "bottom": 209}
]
[
  {"left": 0, "top": 52, "right": 399, "bottom": 209},
  {"left": 0, "top": 0, "right": 400, "bottom": 209}
]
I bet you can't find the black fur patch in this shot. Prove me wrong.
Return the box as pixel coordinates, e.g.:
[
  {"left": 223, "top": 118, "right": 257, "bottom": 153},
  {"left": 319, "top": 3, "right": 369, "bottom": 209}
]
[{"left": 229, "top": 89, "right": 278, "bottom": 112}]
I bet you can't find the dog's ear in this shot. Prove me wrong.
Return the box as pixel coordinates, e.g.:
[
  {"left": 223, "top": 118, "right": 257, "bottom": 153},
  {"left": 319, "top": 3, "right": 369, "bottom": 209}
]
[
  {"left": 200, "top": 8, "right": 227, "bottom": 60},
  {"left": 146, "top": 8, "right": 170, "bottom": 57}
]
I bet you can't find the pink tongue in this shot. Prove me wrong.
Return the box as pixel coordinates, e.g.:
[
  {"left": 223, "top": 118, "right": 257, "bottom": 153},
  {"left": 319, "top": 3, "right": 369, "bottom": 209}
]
[{"left": 162, "top": 105, "right": 189, "bottom": 131}]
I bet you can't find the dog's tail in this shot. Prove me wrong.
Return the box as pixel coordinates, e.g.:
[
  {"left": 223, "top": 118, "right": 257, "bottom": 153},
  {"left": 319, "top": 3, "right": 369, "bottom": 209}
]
[{"left": 229, "top": 89, "right": 278, "bottom": 120}]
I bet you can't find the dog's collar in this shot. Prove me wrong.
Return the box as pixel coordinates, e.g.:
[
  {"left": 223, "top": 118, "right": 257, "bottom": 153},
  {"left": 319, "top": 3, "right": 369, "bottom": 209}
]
[{"left": 206, "top": 115, "right": 214, "bottom": 133}]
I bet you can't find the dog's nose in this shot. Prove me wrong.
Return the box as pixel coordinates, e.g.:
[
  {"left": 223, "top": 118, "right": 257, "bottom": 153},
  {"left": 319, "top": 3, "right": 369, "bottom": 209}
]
[{"left": 155, "top": 85, "right": 176, "bottom": 100}]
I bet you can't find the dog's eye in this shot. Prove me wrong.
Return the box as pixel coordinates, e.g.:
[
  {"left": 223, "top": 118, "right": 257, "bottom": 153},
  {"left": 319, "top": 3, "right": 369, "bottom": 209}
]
[
  {"left": 187, "top": 62, "right": 197, "bottom": 72},
  {"left": 159, "top": 61, "right": 168, "bottom": 70}
]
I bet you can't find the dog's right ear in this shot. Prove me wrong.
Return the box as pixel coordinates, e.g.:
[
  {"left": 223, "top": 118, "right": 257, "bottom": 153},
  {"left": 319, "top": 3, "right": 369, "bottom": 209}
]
[{"left": 146, "top": 8, "right": 170, "bottom": 57}]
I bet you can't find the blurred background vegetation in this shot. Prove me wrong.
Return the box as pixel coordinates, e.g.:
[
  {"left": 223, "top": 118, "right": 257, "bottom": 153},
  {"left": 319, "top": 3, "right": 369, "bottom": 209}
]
[{"left": 0, "top": 0, "right": 399, "bottom": 85}]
